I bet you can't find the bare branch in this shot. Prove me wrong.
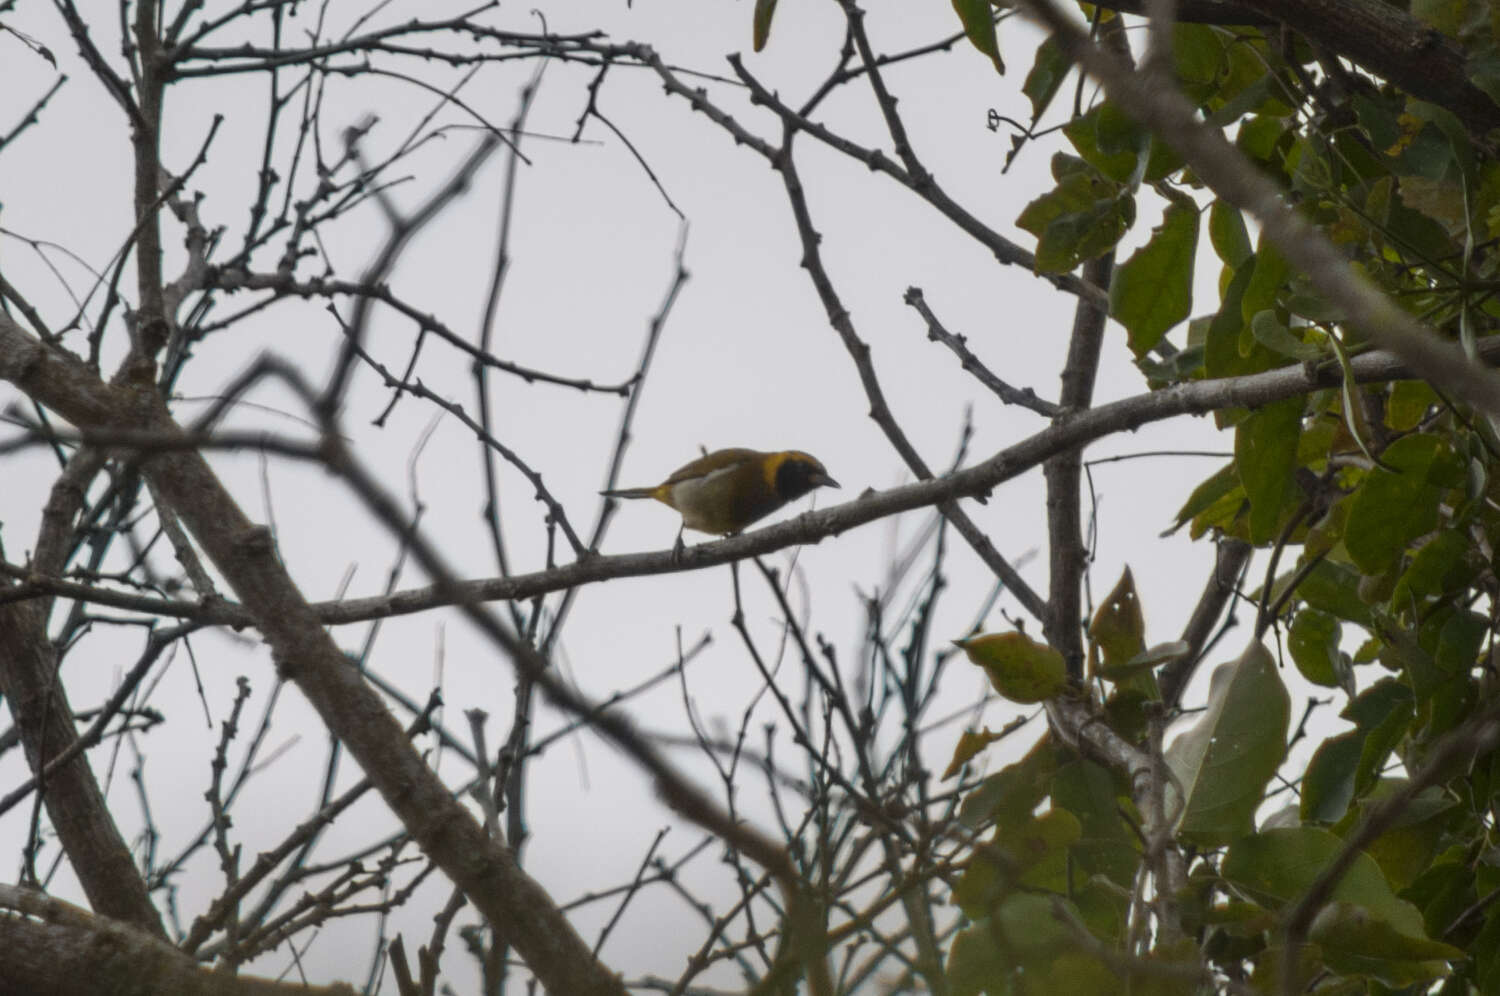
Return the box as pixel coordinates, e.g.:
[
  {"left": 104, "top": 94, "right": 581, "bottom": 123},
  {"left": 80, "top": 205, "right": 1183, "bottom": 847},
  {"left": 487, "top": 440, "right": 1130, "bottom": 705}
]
[
  {"left": 0, "top": 886, "right": 357, "bottom": 995},
  {"left": 1042, "top": 254, "right": 1112, "bottom": 678},
  {"left": 902, "top": 287, "right": 1062, "bottom": 417},
  {"left": 6, "top": 327, "right": 1497, "bottom": 633}
]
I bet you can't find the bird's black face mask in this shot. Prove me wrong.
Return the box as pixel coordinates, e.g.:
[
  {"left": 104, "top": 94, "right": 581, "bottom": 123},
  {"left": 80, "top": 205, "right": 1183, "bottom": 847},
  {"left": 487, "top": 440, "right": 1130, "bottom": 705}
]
[{"left": 775, "top": 457, "right": 837, "bottom": 501}]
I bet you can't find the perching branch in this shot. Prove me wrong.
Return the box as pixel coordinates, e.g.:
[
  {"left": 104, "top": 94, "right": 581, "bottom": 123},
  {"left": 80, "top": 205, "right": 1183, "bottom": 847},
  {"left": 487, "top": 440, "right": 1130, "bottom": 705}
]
[{"left": 6, "top": 325, "right": 1498, "bottom": 630}]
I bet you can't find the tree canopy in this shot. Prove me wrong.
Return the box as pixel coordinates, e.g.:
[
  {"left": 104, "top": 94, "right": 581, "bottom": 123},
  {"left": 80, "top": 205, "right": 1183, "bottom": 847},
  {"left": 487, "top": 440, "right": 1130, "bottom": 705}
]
[{"left": 4, "top": 0, "right": 1500, "bottom": 994}]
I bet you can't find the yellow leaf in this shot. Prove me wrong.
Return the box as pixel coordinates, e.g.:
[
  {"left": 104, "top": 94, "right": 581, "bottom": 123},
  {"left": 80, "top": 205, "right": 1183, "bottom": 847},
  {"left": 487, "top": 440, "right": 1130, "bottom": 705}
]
[
  {"left": 943, "top": 727, "right": 1006, "bottom": 780},
  {"left": 957, "top": 632, "right": 1068, "bottom": 704},
  {"left": 1088, "top": 567, "right": 1145, "bottom": 677}
]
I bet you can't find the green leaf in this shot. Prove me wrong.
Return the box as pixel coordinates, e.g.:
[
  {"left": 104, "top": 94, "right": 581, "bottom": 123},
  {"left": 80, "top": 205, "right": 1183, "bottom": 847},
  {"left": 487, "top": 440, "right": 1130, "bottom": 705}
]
[
  {"left": 1312, "top": 901, "right": 1462, "bottom": 985},
  {"left": 1235, "top": 113, "right": 1287, "bottom": 159},
  {"left": 1410, "top": 100, "right": 1476, "bottom": 182},
  {"left": 1434, "top": 607, "right": 1486, "bottom": 675},
  {"left": 1188, "top": 477, "right": 1249, "bottom": 539},
  {"left": 946, "top": 919, "right": 1009, "bottom": 996},
  {"left": 1033, "top": 193, "right": 1133, "bottom": 272},
  {"left": 1203, "top": 259, "right": 1258, "bottom": 382},
  {"left": 1234, "top": 396, "right": 1303, "bottom": 544},
  {"left": 952, "top": 0, "right": 1004, "bottom": 73},
  {"left": 1101, "top": 684, "right": 1153, "bottom": 744},
  {"left": 1296, "top": 416, "right": 1339, "bottom": 475},
  {"left": 1249, "top": 309, "right": 1322, "bottom": 362},
  {"left": 1392, "top": 530, "right": 1471, "bottom": 608},
  {"left": 1405, "top": 857, "right": 1470, "bottom": 943},
  {"left": 1353, "top": 699, "right": 1414, "bottom": 797},
  {"left": 1386, "top": 380, "right": 1438, "bottom": 431},
  {"left": 1411, "top": 0, "right": 1466, "bottom": 35},
  {"left": 1469, "top": 50, "right": 1500, "bottom": 107},
  {"left": 1016, "top": 156, "right": 1133, "bottom": 273},
  {"left": 1214, "top": 76, "right": 1291, "bottom": 133},
  {"left": 1172, "top": 23, "right": 1227, "bottom": 105},
  {"left": 958, "top": 735, "right": 1057, "bottom": 829},
  {"left": 1023, "top": 35, "right": 1070, "bottom": 121},
  {"left": 1288, "top": 607, "right": 1343, "bottom": 687},
  {"left": 1353, "top": 94, "right": 1402, "bottom": 152},
  {"left": 953, "top": 809, "right": 1083, "bottom": 914},
  {"left": 1073, "top": 878, "right": 1130, "bottom": 944},
  {"left": 948, "top": 895, "right": 1085, "bottom": 995},
  {"left": 1033, "top": 951, "right": 1120, "bottom": 996},
  {"left": 1478, "top": 906, "right": 1500, "bottom": 992},
  {"left": 1053, "top": 759, "right": 1138, "bottom": 887},
  {"left": 1325, "top": 331, "right": 1390, "bottom": 474},
  {"left": 1222, "top": 826, "right": 1428, "bottom": 937},
  {"left": 1401, "top": 173, "right": 1467, "bottom": 234},
  {"left": 949, "top": 839, "right": 1005, "bottom": 917},
  {"left": 1387, "top": 197, "right": 1458, "bottom": 260},
  {"left": 1343, "top": 676, "right": 1415, "bottom": 730},
  {"left": 1284, "top": 289, "right": 1345, "bottom": 323},
  {"left": 1063, "top": 102, "right": 1179, "bottom": 185},
  {"left": 1109, "top": 199, "right": 1199, "bottom": 356},
  {"left": 1014, "top": 809, "right": 1083, "bottom": 891},
  {"left": 1301, "top": 730, "right": 1361, "bottom": 824},
  {"left": 1382, "top": 624, "right": 1446, "bottom": 705},
  {"left": 1344, "top": 434, "right": 1447, "bottom": 574},
  {"left": 1165, "top": 642, "right": 1289, "bottom": 846},
  {"left": 1296, "top": 559, "right": 1374, "bottom": 626},
  {"left": 1140, "top": 321, "right": 1212, "bottom": 382},
  {"left": 1240, "top": 241, "right": 1290, "bottom": 326},
  {"left": 1246, "top": 943, "right": 1323, "bottom": 994},
  {"left": 1168, "top": 463, "right": 1236, "bottom": 533},
  {"left": 1353, "top": 784, "right": 1455, "bottom": 891},
  {"left": 752, "top": 0, "right": 777, "bottom": 51},
  {"left": 994, "top": 892, "right": 1074, "bottom": 963},
  {"left": 957, "top": 631, "right": 1069, "bottom": 703},
  {"left": 1209, "top": 198, "right": 1252, "bottom": 267},
  {"left": 1208, "top": 38, "right": 1282, "bottom": 123}
]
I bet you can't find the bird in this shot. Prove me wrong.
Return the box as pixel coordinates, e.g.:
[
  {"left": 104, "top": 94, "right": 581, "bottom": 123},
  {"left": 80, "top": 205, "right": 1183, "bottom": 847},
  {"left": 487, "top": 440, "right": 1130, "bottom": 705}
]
[{"left": 601, "top": 448, "right": 840, "bottom": 550}]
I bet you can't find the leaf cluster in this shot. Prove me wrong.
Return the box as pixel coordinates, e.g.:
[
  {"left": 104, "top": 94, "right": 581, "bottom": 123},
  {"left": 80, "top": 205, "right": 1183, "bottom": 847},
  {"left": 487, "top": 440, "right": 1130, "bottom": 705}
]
[{"left": 937, "top": 3, "right": 1500, "bottom": 992}]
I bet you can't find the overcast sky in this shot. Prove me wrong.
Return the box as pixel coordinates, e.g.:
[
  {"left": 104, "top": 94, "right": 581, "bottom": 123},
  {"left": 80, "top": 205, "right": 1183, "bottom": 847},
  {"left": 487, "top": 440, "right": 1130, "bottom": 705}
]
[{"left": 0, "top": 2, "right": 1332, "bottom": 989}]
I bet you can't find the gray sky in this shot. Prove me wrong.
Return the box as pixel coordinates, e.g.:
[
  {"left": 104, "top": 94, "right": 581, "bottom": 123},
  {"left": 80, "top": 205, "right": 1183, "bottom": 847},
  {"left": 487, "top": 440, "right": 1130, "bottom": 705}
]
[{"left": 0, "top": 1, "right": 1330, "bottom": 989}]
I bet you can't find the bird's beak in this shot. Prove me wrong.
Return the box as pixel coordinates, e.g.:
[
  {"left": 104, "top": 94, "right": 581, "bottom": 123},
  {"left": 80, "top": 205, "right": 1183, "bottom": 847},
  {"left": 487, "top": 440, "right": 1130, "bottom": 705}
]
[{"left": 811, "top": 473, "right": 840, "bottom": 489}]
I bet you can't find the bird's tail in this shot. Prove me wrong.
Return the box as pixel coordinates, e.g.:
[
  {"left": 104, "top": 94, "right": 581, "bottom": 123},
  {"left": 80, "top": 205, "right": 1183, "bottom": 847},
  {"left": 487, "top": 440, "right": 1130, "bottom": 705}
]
[{"left": 600, "top": 486, "right": 657, "bottom": 500}]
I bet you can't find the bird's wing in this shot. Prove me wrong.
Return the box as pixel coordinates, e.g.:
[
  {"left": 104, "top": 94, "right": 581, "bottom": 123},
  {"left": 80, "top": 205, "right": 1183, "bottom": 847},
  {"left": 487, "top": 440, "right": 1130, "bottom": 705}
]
[{"left": 661, "top": 448, "right": 762, "bottom": 486}]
